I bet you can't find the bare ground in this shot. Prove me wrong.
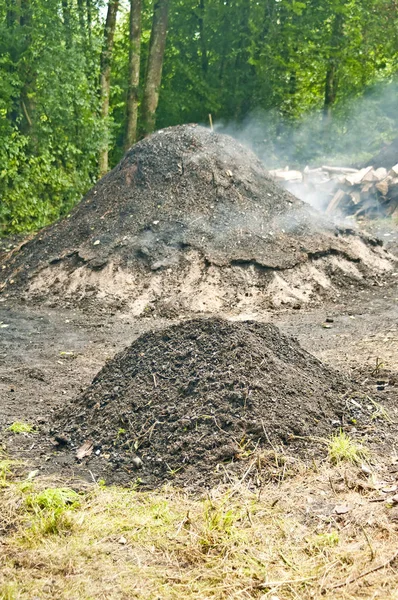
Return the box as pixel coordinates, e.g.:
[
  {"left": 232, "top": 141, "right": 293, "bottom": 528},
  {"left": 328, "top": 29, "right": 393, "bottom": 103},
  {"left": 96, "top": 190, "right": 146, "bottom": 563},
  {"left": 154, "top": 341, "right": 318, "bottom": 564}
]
[
  {"left": 1, "top": 238, "right": 398, "bottom": 599},
  {"left": 1, "top": 276, "right": 397, "bottom": 478}
]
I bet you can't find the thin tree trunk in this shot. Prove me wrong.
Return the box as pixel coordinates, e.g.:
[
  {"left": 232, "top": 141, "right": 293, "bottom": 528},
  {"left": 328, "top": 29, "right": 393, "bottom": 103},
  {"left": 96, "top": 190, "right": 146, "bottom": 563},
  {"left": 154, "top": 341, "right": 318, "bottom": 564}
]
[
  {"left": 218, "top": 0, "right": 230, "bottom": 82},
  {"left": 198, "top": 0, "right": 208, "bottom": 74},
  {"left": 124, "top": 0, "right": 142, "bottom": 150},
  {"left": 77, "top": 0, "right": 87, "bottom": 41},
  {"left": 61, "top": 0, "right": 72, "bottom": 48},
  {"left": 86, "top": 0, "right": 92, "bottom": 45},
  {"left": 99, "top": 0, "right": 119, "bottom": 176},
  {"left": 7, "top": 0, "right": 21, "bottom": 27},
  {"left": 232, "top": 0, "right": 250, "bottom": 119},
  {"left": 141, "top": 0, "right": 170, "bottom": 136},
  {"left": 324, "top": 63, "right": 337, "bottom": 118},
  {"left": 20, "top": 0, "right": 35, "bottom": 137},
  {"left": 323, "top": 13, "right": 343, "bottom": 119}
]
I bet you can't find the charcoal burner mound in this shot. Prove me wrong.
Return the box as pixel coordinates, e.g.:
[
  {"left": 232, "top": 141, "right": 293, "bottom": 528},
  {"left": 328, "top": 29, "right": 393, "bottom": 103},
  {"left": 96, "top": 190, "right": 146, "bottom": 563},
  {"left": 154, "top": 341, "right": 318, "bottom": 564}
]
[
  {"left": 52, "top": 318, "right": 346, "bottom": 489},
  {"left": 0, "top": 125, "right": 394, "bottom": 314}
]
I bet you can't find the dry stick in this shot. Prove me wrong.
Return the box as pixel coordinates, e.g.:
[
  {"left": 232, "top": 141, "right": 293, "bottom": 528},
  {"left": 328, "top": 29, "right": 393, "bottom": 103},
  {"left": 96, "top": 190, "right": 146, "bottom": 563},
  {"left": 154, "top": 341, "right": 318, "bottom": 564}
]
[
  {"left": 21, "top": 99, "right": 32, "bottom": 127},
  {"left": 329, "top": 550, "right": 398, "bottom": 590},
  {"left": 208, "top": 113, "right": 213, "bottom": 131},
  {"left": 361, "top": 526, "right": 376, "bottom": 561},
  {"left": 257, "top": 574, "right": 319, "bottom": 589}
]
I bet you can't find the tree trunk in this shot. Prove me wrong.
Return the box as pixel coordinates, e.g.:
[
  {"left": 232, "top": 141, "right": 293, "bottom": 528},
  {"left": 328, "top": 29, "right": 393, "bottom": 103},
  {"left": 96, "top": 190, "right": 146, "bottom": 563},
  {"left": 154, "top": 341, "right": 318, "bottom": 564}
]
[
  {"left": 324, "top": 63, "right": 337, "bottom": 118},
  {"left": 124, "top": 0, "right": 142, "bottom": 150},
  {"left": 99, "top": 0, "right": 119, "bottom": 176},
  {"left": 61, "top": 0, "right": 72, "bottom": 48},
  {"left": 20, "top": 0, "right": 35, "bottom": 136},
  {"left": 6, "top": 0, "right": 21, "bottom": 27},
  {"left": 198, "top": 0, "right": 208, "bottom": 74},
  {"left": 86, "top": 0, "right": 92, "bottom": 44},
  {"left": 77, "top": 0, "right": 87, "bottom": 41},
  {"left": 323, "top": 13, "right": 344, "bottom": 119},
  {"left": 141, "top": 0, "right": 170, "bottom": 136}
]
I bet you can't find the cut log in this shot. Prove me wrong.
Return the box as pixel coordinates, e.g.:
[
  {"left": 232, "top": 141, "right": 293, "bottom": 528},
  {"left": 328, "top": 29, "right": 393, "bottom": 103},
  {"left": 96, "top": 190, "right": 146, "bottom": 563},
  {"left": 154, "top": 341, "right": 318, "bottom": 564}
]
[
  {"left": 361, "top": 182, "right": 374, "bottom": 193},
  {"left": 390, "top": 163, "right": 398, "bottom": 176},
  {"left": 374, "top": 167, "right": 388, "bottom": 181},
  {"left": 326, "top": 189, "right": 347, "bottom": 213},
  {"left": 375, "top": 179, "right": 389, "bottom": 196},
  {"left": 350, "top": 190, "right": 361, "bottom": 205},
  {"left": 362, "top": 169, "right": 378, "bottom": 183},
  {"left": 321, "top": 166, "right": 359, "bottom": 174},
  {"left": 269, "top": 169, "right": 303, "bottom": 182},
  {"left": 345, "top": 166, "right": 374, "bottom": 186}
]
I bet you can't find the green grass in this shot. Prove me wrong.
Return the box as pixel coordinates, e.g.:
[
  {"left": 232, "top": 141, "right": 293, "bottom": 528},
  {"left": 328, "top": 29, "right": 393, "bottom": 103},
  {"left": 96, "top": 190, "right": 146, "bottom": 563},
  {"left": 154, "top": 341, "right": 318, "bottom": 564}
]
[
  {"left": 1, "top": 447, "right": 397, "bottom": 599},
  {"left": 7, "top": 421, "right": 34, "bottom": 434},
  {"left": 328, "top": 430, "right": 370, "bottom": 465},
  {"left": 24, "top": 487, "right": 81, "bottom": 536}
]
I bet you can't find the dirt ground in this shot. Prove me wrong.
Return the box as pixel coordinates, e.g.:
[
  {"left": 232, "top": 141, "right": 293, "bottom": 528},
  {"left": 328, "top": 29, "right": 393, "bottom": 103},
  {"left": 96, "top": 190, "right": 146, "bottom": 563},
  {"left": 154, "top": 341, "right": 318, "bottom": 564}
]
[
  {"left": 1, "top": 222, "right": 398, "bottom": 600},
  {"left": 1, "top": 252, "right": 398, "bottom": 485}
]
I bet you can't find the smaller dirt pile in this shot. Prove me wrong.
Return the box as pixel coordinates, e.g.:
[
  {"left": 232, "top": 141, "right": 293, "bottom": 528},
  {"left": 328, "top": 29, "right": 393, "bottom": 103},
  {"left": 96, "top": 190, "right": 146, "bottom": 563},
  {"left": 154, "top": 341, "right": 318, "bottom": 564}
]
[{"left": 53, "top": 318, "right": 346, "bottom": 488}]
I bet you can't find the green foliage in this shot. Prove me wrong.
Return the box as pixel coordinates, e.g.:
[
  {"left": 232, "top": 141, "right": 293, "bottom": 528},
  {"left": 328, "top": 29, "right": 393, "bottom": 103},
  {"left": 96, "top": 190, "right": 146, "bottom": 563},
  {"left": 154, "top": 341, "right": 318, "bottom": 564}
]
[
  {"left": 0, "top": 0, "right": 104, "bottom": 234},
  {"left": 7, "top": 421, "right": 34, "bottom": 433},
  {"left": 1, "top": 0, "right": 397, "bottom": 233},
  {"left": 25, "top": 487, "right": 81, "bottom": 535}
]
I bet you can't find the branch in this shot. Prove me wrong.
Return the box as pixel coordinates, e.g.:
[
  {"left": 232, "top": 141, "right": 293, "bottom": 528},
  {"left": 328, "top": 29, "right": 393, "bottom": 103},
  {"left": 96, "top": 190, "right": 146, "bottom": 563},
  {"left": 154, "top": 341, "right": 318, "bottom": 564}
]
[{"left": 329, "top": 550, "right": 398, "bottom": 590}]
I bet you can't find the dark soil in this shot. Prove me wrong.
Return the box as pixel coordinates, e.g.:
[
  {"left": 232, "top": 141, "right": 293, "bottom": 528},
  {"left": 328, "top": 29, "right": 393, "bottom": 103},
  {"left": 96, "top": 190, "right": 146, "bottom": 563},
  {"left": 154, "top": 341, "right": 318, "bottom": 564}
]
[
  {"left": 0, "top": 124, "right": 390, "bottom": 313},
  {"left": 51, "top": 318, "right": 347, "bottom": 488}
]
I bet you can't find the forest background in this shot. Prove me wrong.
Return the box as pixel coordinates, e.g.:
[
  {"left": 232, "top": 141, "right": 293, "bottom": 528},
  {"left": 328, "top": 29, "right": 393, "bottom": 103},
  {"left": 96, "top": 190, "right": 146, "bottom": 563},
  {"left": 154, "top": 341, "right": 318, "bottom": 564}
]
[{"left": 1, "top": 0, "right": 397, "bottom": 233}]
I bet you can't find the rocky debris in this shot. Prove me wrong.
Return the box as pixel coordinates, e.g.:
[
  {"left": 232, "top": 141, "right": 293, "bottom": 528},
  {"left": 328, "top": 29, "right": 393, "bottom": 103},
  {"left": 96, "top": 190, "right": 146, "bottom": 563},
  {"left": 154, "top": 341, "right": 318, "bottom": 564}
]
[
  {"left": 51, "top": 318, "right": 347, "bottom": 488},
  {"left": 1, "top": 125, "right": 395, "bottom": 315}
]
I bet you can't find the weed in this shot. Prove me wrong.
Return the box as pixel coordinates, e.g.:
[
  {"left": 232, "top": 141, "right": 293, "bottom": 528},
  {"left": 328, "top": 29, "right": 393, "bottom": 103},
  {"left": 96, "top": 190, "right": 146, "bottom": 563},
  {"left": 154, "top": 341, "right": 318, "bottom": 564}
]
[
  {"left": 328, "top": 431, "right": 369, "bottom": 465},
  {"left": 368, "top": 397, "right": 392, "bottom": 422},
  {"left": 25, "top": 487, "right": 81, "bottom": 536},
  {"left": 307, "top": 531, "right": 340, "bottom": 554},
  {"left": 0, "top": 582, "right": 18, "bottom": 600},
  {"left": 372, "top": 357, "right": 384, "bottom": 376},
  {"left": 7, "top": 422, "right": 34, "bottom": 434},
  {"left": 198, "top": 496, "right": 245, "bottom": 555},
  {"left": 0, "top": 459, "right": 14, "bottom": 486}
]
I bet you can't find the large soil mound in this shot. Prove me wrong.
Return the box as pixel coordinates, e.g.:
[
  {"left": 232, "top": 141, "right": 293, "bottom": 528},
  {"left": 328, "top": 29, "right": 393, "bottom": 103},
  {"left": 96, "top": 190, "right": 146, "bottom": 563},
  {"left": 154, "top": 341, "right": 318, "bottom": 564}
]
[
  {"left": 1, "top": 125, "right": 394, "bottom": 314},
  {"left": 52, "top": 318, "right": 346, "bottom": 488}
]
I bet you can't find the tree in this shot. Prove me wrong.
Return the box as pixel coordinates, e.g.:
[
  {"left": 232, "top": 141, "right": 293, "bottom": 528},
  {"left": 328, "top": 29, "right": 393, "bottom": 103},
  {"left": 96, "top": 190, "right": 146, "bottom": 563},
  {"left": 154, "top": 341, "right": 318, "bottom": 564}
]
[
  {"left": 124, "top": 0, "right": 142, "bottom": 149},
  {"left": 141, "top": 0, "right": 170, "bottom": 136},
  {"left": 99, "top": 0, "right": 119, "bottom": 175}
]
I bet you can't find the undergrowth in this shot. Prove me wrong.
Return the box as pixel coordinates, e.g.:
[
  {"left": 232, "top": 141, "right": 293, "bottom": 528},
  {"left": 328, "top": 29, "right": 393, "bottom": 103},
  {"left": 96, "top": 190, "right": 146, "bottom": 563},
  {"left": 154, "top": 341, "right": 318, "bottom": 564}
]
[{"left": 0, "top": 446, "right": 397, "bottom": 600}]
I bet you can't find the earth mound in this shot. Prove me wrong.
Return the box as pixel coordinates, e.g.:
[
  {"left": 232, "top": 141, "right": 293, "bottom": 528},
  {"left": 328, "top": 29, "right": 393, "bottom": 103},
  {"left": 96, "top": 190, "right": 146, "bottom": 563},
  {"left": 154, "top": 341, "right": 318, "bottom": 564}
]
[
  {"left": 1, "top": 125, "right": 394, "bottom": 314},
  {"left": 52, "top": 318, "right": 346, "bottom": 488}
]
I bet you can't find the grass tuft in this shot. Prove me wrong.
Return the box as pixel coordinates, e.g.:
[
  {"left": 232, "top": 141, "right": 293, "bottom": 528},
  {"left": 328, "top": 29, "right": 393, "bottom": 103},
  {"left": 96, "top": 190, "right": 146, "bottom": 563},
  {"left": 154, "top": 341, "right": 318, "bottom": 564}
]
[
  {"left": 24, "top": 487, "right": 81, "bottom": 536},
  {"left": 7, "top": 422, "right": 34, "bottom": 434},
  {"left": 328, "top": 431, "right": 369, "bottom": 465}
]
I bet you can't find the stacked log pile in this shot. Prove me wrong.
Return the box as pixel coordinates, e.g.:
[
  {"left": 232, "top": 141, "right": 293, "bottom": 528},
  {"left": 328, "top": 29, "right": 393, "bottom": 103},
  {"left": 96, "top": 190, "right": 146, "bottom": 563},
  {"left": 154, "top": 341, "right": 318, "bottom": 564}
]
[{"left": 269, "top": 163, "right": 398, "bottom": 218}]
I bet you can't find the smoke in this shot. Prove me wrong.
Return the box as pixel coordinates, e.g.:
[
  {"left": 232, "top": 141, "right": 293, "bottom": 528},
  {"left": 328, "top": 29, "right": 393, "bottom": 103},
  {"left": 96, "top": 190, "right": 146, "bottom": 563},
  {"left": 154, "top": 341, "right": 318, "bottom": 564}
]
[
  {"left": 214, "top": 79, "right": 398, "bottom": 215},
  {"left": 216, "top": 80, "right": 398, "bottom": 168}
]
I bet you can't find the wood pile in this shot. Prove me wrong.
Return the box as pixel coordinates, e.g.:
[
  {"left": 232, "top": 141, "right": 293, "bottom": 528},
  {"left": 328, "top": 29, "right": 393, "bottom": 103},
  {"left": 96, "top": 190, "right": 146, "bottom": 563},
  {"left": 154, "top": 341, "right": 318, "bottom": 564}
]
[{"left": 269, "top": 163, "right": 398, "bottom": 218}]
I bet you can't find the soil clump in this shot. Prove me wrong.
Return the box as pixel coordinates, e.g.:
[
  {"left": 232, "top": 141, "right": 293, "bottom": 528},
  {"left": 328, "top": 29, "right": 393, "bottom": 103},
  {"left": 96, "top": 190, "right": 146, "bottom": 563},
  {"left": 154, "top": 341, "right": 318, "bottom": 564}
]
[
  {"left": 0, "top": 125, "right": 394, "bottom": 315},
  {"left": 52, "top": 318, "right": 347, "bottom": 488}
]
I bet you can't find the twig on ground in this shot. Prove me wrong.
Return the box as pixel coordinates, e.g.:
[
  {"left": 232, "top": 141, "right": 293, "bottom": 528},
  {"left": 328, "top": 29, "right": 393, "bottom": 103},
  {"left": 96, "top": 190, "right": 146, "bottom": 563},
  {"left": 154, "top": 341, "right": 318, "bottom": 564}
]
[{"left": 329, "top": 550, "right": 398, "bottom": 590}]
